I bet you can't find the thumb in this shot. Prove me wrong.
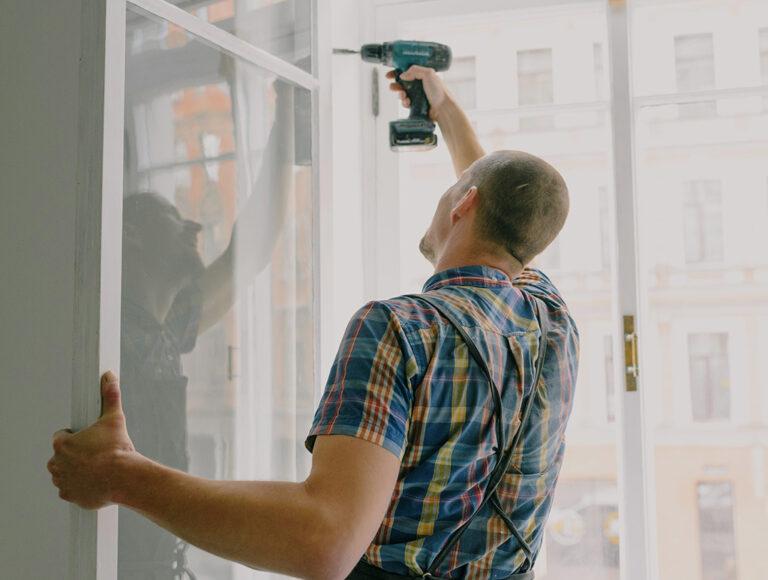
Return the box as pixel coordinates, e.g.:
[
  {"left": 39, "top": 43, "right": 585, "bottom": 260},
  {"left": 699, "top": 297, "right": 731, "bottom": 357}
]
[{"left": 100, "top": 371, "right": 123, "bottom": 417}]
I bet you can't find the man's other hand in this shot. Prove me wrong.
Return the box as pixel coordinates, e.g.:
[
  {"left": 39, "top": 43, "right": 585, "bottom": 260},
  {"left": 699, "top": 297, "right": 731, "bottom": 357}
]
[
  {"left": 386, "top": 65, "right": 451, "bottom": 121},
  {"left": 47, "top": 371, "right": 137, "bottom": 510}
]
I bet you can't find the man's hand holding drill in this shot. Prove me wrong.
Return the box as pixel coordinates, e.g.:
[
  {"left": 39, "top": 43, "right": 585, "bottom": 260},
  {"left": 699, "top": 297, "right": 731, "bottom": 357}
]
[{"left": 387, "top": 65, "right": 486, "bottom": 178}]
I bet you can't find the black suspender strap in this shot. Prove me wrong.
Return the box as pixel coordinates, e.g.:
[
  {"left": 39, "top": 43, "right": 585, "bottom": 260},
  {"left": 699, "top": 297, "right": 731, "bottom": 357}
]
[{"left": 415, "top": 294, "right": 551, "bottom": 578}]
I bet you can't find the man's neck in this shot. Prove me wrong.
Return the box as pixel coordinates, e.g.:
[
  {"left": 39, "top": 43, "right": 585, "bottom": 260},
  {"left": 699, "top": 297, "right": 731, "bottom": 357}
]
[{"left": 434, "top": 248, "right": 523, "bottom": 282}]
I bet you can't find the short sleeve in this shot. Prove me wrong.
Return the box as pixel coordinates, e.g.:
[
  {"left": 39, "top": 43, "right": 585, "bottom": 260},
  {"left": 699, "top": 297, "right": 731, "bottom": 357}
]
[
  {"left": 305, "top": 301, "right": 415, "bottom": 461},
  {"left": 166, "top": 282, "right": 203, "bottom": 354},
  {"left": 512, "top": 267, "right": 568, "bottom": 311}
]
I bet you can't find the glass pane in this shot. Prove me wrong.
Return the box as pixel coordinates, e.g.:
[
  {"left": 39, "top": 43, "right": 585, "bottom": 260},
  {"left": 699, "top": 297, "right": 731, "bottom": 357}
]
[
  {"left": 443, "top": 55, "right": 477, "bottom": 110},
  {"left": 632, "top": 0, "right": 768, "bottom": 96},
  {"left": 697, "top": 482, "right": 738, "bottom": 580},
  {"left": 636, "top": 96, "right": 768, "bottom": 579},
  {"left": 390, "top": 4, "right": 620, "bottom": 579},
  {"left": 122, "top": 7, "right": 314, "bottom": 579},
  {"left": 126, "top": 0, "right": 312, "bottom": 73}
]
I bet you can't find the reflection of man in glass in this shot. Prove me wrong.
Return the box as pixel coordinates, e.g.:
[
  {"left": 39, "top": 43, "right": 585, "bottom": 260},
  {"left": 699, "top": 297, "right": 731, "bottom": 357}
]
[
  {"left": 119, "top": 193, "right": 205, "bottom": 579},
  {"left": 118, "top": 83, "right": 293, "bottom": 579}
]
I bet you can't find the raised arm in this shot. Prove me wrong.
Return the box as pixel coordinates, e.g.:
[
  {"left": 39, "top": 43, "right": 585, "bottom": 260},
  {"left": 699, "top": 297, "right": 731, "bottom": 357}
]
[
  {"left": 196, "top": 82, "right": 295, "bottom": 333},
  {"left": 387, "top": 65, "right": 485, "bottom": 178}
]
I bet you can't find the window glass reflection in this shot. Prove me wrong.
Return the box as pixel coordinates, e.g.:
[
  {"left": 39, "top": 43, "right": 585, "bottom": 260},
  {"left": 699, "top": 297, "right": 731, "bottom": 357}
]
[
  {"left": 122, "top": 7, "right": 313, "bottom": 578},
  {"left": 632, "top": 5, "right": 768, "bottom": 574},
  {"left": 545, "top": 480, "right": 620, "bottom": 579},
  {"left": 637, "top": 92, "right": 768, "bottom": 580},
  {"left": 632, "top": 0, "right": 768, "bottom": 96},
  {"left": 125, "top": 0, "right": 312, "bottom": 73}
]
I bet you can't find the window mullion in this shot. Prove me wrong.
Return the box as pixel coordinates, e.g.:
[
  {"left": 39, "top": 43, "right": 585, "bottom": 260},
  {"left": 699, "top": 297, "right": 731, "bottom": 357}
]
[
  {"left": 606, "top": 1, "right": 658, "bottom": 579},
  {"left": 127, "top": 0, "right": 318, "bottom": 90},
  {"left": 72, "top": 0, "right": 126, "bottom": 578}
]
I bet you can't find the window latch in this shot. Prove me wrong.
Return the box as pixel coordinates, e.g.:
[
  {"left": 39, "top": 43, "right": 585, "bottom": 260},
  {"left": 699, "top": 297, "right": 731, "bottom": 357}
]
[{"left": 623, "top": 315, "right": 639, "bottom": 392}]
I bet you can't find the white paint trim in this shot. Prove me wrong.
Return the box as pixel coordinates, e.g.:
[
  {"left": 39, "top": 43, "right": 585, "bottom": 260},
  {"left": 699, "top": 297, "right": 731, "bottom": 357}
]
[
  {"left": 372, "top": 3, "right": 403, "bottom": 300},
  {"left": 314, "top": 0, "right": 335, "bottom": 404},
  {"left": 360, "top": 0, "right": 381, "bottom": 301},
  {"left": 606, "top": 1, "right": 657, "bottom": 579},
  {"left": 70, "top": 0, "right": 125, "bottom": 578},
  {"left": 96, "top": 0, "right": 126, "bottom": 576},
  {"left": 127, "top": 0, "right": 318, "bottom": 90}
]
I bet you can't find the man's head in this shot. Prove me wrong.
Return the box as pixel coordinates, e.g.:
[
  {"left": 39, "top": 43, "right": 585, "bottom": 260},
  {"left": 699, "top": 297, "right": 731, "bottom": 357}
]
[
  {"left": 419, "top": 150, "right": 569, "bottom": 270},
  {"left": 122, "top": 192, "right": 205, "bottom": 287}
]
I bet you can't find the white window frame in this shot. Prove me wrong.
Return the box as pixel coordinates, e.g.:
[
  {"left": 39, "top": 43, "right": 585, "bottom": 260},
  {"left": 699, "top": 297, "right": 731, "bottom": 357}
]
[{"left": 74, "top": 0, "right": 332, "bottom": 577}]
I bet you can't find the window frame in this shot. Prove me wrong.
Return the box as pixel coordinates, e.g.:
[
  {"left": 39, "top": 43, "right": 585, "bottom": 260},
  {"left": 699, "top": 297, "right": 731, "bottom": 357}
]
[{"left": 82, "top": 0, "right": 330, "bottom": 577}]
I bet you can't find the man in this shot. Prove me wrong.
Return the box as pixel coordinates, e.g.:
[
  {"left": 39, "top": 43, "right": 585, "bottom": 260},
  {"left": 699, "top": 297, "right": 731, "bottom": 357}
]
[{"left": 49, "top": 66, "right": 579, "bottom": 579}]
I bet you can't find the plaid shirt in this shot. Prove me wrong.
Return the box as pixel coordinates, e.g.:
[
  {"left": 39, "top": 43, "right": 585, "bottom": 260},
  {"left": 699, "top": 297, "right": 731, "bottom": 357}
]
[{"left": 305, "top": 265, "right": 579, "bottom": 578}]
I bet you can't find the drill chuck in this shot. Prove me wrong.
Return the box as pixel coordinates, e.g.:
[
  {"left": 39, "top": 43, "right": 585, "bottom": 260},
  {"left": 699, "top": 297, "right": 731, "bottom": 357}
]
[{"left": 360, "top": 43, "right": 384, "bottom": 63}]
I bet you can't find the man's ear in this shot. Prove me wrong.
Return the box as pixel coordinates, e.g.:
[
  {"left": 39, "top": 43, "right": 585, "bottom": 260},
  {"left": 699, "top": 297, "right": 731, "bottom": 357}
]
[{"left": 450, "top": 186, "right": 479, "bottom": 224}]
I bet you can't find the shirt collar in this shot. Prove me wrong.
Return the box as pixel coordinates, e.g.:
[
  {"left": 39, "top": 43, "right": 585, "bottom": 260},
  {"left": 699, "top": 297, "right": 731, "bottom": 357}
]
[{"left": 422, "top": 265, "right": 512, "bottom": 292}]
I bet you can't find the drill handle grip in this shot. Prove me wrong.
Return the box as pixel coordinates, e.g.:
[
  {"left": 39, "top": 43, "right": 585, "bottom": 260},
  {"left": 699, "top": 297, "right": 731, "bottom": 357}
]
[{"left": 395, "top": 70, "right": 431, "bottom": 121}]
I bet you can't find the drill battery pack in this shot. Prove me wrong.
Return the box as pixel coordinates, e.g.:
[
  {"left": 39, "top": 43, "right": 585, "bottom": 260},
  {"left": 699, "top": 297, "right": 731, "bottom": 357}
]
[{"left": 389, "top": 118, "right": 438, "bottom": 150}]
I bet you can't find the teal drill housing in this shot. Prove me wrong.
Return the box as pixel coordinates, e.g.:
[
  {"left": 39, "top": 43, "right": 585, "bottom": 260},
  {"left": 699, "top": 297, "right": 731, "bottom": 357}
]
[{"left": 361, "top": 40, "right": 452, "bottom": 151}]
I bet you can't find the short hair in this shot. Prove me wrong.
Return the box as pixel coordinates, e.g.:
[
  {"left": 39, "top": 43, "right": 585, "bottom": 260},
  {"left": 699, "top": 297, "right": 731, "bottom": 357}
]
[{"left": 470, "top": 150, "right": 569, "bottom": 265}]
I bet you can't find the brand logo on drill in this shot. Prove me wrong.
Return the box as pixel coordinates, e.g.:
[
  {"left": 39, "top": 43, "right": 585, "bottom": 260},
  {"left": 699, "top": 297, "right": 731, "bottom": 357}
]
[{"left": 402, "top": 49, "right": 431, "bottom": 58}]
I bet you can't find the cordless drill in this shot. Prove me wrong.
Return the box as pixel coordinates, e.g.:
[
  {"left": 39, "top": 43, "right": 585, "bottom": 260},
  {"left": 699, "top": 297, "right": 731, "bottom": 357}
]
[{"left": 361, "top": 41, "right": 452, "bottom": 151}]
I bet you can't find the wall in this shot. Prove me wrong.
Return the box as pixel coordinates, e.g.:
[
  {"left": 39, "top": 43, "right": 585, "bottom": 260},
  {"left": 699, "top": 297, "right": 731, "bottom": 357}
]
[{"left": 0, "top": 1, "right": 84, "bottom": 576}]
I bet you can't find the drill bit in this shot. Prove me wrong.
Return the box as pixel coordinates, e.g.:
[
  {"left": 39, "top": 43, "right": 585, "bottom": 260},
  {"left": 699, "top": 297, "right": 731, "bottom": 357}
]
[{"left": 333, "top": 48, "right": 360, "bottom": 55}]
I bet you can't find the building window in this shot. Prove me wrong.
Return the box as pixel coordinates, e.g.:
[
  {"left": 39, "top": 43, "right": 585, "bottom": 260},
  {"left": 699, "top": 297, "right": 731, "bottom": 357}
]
[
  {"left": 697, "top": 482, "right": 738, "bottom": 580},
  {"left": 674, "top": 33, "right": 716, "bottom": 118},
  {"left": 545, "top": 480, "right": 620, "bottom": 575},
  {"left": 688, "top": 333, "right": 731, "bottom": 422},
  {"left": 604, "top": 334, "right": 616, "bottom": 423},
  {"left": 683, "top": 180, "right": 724, "bottom": 264},
  {"left": 443, "top": 56, "right": 477, "bottom": 110},
  {"left": 517, "top": 48, "right": 554, "bottom": 130}
]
